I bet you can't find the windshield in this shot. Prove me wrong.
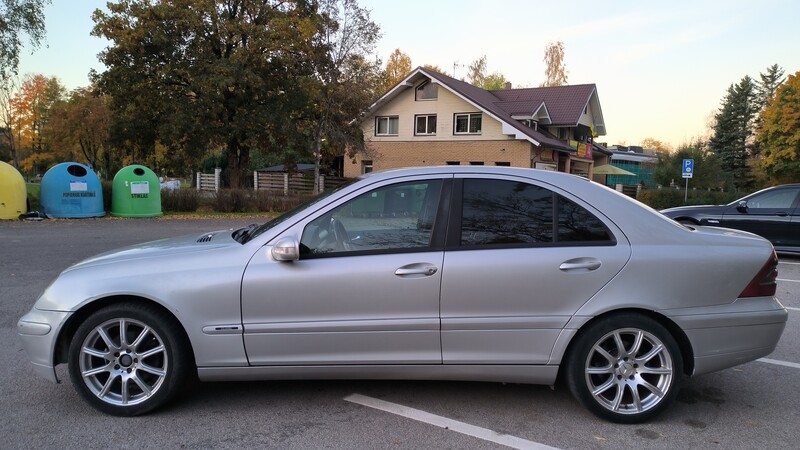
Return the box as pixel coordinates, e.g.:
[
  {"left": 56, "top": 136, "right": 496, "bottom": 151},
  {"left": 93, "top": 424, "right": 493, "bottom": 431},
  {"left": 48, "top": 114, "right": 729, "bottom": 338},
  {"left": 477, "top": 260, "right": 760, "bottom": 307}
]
[{"left": 243, "top": 181, "right": 355, "bottom": 243}]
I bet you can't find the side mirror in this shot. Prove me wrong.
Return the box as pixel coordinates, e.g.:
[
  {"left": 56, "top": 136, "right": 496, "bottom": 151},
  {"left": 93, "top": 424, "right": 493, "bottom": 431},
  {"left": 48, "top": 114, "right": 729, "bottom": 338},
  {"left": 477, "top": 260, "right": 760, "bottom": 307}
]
[
  {"left": 270, "top": 236, "right": 299, "bottom": 261},
  {"left": 736, "top": 200, "right": 748, "bottom": 213}
]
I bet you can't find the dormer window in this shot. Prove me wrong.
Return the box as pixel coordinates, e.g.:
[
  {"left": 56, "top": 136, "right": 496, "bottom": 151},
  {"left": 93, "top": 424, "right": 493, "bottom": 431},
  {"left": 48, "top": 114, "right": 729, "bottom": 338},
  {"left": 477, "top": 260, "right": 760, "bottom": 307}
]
[{"left": 416, "top": 81, "right": 438, "bottom": 101}]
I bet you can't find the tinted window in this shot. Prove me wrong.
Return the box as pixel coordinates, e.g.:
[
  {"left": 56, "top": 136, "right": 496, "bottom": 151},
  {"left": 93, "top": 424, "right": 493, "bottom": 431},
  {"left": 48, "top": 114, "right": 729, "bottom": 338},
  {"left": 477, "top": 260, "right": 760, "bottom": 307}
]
[
  {"left": 460, "top": 179, "right": 613, "bottom": 247},
  {"left": 746, "top": 189, "right": 799, "bottom": 209},
  {"left": 461, "top": 179, "right": 553, "bottom": 246},
  {"left": 557, "top": 195, "right": 613, "bottom": 242},
  {"left": 301, "top": 180, "right": 442, "bottom": 256}
]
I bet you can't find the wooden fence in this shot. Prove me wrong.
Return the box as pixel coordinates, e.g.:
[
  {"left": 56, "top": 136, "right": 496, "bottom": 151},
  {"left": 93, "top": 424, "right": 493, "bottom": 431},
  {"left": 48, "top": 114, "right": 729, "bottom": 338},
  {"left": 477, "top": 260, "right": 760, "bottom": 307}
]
[
  {"left": 196, "top": 168, "right": 221, "bottom": 192},
  {"left": 254, "top": 172, "right": 350, "bottom": 195}
]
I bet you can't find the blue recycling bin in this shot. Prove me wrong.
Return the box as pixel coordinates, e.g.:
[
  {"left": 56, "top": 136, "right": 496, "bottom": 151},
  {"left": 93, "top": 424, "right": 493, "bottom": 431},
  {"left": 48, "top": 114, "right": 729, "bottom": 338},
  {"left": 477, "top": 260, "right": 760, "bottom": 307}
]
[{"left": 40, "top": 162, "right": 105, "bottom": 218}]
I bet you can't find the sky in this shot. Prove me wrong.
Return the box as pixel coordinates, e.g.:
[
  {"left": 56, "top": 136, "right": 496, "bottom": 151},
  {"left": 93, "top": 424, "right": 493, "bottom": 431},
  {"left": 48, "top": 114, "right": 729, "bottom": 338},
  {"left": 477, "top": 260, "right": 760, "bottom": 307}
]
[{"left": 15, "top": 0, "right": 800, "bottom": 149}]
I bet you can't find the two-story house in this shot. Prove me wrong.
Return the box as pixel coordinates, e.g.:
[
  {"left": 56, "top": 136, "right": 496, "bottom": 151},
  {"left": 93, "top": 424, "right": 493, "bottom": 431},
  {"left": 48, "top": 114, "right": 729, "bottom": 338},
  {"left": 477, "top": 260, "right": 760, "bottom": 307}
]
[{"left": 345, "top": 67, "right": 610, "bottom": 178}]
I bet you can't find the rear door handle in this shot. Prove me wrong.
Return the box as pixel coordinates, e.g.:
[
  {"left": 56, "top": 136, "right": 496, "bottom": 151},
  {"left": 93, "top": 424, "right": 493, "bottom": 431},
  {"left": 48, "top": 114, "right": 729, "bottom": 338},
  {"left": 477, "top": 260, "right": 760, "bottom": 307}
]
[
  {"left": 559, "top": 258, "right": 601, "bottom": 272},
  {"left": 395, "top": 263, "right": 438, "bottom": 277}
]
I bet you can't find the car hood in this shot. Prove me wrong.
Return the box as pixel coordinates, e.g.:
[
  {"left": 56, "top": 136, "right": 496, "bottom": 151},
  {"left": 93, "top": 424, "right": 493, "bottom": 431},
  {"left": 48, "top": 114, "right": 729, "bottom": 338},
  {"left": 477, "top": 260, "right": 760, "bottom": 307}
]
[{"left": 65, "top": 229, "right": 240, "bottom": 271}]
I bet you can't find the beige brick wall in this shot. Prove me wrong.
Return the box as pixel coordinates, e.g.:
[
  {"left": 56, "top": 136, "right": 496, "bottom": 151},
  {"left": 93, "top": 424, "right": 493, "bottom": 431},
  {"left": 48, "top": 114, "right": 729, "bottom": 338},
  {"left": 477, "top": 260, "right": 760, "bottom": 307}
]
[{"left": 344, "top": 140, "right": 534, "bottom": 177}]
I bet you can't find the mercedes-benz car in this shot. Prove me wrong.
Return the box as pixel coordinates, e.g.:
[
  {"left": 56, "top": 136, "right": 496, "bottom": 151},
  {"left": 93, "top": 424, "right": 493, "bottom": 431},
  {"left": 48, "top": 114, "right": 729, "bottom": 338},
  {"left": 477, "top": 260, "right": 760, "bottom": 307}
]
[
  {"left": 661, "top": 184, "right": 800, "bottom": 254},
  {"left": 18, "top": 166, "right": 787, "bottom": 423}
]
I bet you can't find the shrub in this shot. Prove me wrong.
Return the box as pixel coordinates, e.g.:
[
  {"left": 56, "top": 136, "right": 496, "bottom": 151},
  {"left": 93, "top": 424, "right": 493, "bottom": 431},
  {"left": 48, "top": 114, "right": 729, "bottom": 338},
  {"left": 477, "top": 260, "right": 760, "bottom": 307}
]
[
  {"left": 637, "top": 188, "right": 739, "bottom": 210},
  {"left": 213, "top": 189, "right": 250, "bottom": 213},
  {"left": 161, "top": 188, "right": 201, "bottom": 212}
]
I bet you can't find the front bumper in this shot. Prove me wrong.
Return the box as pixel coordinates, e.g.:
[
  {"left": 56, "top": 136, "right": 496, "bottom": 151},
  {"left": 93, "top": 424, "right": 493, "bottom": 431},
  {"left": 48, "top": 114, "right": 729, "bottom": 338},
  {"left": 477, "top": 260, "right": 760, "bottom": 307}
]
[
  {"left": 666, "top": 296, "right": 788, "bottom": 376},
  {"left": 17, "top": 308, "right": 72, "bottom": 383}
]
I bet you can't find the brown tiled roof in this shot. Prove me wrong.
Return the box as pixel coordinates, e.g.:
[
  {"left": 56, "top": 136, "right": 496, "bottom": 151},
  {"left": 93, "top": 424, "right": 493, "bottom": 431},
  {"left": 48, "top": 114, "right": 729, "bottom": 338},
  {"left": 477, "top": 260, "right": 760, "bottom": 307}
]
[
  {"left": 420, "top": 68, "right": 597, "bottom": 151},
  {"left": 365, "top": 67, "right": 601, "bottom": 152}
]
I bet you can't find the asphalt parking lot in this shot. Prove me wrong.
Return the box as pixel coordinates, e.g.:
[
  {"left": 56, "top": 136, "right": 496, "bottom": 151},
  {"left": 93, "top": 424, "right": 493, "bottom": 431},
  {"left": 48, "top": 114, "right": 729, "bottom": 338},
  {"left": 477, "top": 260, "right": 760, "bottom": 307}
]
[{"left": 2, "top": 218, "right": 798, "bottom": 449}]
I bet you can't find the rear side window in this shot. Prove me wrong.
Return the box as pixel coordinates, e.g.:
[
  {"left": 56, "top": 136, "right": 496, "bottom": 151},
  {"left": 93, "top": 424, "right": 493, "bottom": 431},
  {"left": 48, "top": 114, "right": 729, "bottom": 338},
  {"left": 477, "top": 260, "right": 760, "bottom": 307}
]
[
  {"left": 461, "top": 179, "right": 553, "bottom": 245},
  {"left": 459, "top": 178, "right": 612, "bottom": 247}
]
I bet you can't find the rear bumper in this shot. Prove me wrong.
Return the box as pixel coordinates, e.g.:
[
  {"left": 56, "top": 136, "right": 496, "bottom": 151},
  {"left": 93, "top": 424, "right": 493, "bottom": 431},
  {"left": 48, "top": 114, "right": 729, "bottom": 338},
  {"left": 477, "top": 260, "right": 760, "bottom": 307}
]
[
  {"left": 17, "top": 309, "right": 71, "bottom": 383},
  {"left": 665, "top": 297, "right": 788, "bottom": 376}
]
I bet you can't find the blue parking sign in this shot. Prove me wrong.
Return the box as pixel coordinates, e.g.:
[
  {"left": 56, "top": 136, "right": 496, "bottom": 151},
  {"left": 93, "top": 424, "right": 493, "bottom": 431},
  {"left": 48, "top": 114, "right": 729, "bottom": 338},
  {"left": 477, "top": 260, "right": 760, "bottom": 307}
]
[{"left": 682, "top": 159, "right": 694, "bottom": 178}]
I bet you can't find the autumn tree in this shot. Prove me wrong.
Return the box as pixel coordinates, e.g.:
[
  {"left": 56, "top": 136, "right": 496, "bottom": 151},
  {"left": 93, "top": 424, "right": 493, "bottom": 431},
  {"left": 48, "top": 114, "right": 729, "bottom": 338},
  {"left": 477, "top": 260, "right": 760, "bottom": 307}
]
[
  {"left": 0, "top": 0, "right": 49, "bottom": 81},
  {"left": 752, "top": 64, "right": 786, "bottom": 158},
  {"left": 92, "top": 0, "right": 327, "bottom": 188},
  {"left": 9, "top": 73, "right": 65, "bottom": 175},
  {"left": 0, "top": 76, "right": 19, "bottom": 165},
  {"left": 46, "top": 87, "right": 113, "bottom": 178},
  {"left": 541, "top": 41, "right": 567, "bottom": 87},
  {"left": 422, "top": 64, "right": 445, "bottom": 75},
  {"left": 757, "top": 71, "right": 800, "bottom": 183},
  {"left": 467, "top": 55, "right": 487, "bottom": 88},
  {"left": 308, "top": 0, "right": 381, "bottom": 192},
  {"left": 483, "top": 73, "right": 508, "bottom": 90},
  {"left": 383, "top": 48, "right": 411, "bottom": 91},
  {"left": 709, "top": 76, "right": 758, "bottom": 191}
]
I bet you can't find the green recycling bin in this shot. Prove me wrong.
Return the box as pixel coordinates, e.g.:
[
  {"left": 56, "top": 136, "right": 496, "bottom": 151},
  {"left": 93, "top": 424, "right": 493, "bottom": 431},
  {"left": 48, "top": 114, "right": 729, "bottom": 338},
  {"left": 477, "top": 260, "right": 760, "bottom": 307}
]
[{"left": 111, "top": 165, "right": 163, "bottom": 217}]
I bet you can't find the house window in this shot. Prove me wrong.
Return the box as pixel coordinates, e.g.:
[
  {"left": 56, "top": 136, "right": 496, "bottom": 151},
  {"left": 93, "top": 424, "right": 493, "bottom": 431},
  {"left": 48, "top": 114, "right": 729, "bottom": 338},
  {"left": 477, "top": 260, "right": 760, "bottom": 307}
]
[
  {"left": 446, "top": 161, "right": 460, "bottom": 165},
  {"left": 454, "top": 113, "right": 482, "bottom": 134},
  {"left": 362, "top": 160, "right": 373, "bottom": 174},
  {"left": 375, "top": 116, "right": 399, "bottom": 136},
  {"left": 558, "top": 128, "right": 568, "bottom": 140},
  {"left": 415, "top": 81, "right": 438, "bottom": 101},
  {"left": 469, "top": 161, "right": 484, "bottom": 165},
  {"left": 415, "top": 114, "right": 437, "bottom": 135},
  {"left": 495, "top": 162, "right": 510, "bottom": 166}
]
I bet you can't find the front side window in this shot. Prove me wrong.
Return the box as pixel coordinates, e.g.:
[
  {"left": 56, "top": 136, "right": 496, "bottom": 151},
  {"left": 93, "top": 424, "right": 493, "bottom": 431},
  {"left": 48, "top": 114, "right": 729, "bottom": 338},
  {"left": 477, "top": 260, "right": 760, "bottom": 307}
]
[
  {"left": 454, "top": 113, "right": 482, "bottom": 134},
  {"left": 300, "top": 180, "right": 443, "bottom": 256},
  {"left": 744, "top": 188, "right": 799, "bottom": 209},
  {"left": 459, "top": 179, "right": 613, "bottom": 247},
  {"left": 376, "top": 116, "right": 399, "bottom": 136},
  {"left": 415, "top": 114, "right": 437, "bottom": 135}
]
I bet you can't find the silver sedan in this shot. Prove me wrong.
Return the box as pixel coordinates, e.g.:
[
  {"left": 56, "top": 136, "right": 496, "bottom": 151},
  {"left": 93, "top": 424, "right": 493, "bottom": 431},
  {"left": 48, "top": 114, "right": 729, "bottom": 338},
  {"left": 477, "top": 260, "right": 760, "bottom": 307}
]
[{"left": 18, "top": 166, "right": 787, "bottom": 423}]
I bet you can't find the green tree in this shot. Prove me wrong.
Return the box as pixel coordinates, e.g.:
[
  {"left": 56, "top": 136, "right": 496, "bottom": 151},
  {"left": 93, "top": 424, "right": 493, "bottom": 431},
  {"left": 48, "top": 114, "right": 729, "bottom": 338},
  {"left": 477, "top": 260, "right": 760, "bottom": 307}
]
[
  {"left": 422, "top": 64, "right": 445, "bottom": 75},
  {"left": 752, "top": 64, "right": 786, "bottom": 158},
  {"left": 483, "top": 73, "right": 508, "bottom": 90},
  {"left": 653, "top": 139, "right": 721, "bottom": 189},
  {"left": 309, "top": 0, "right": 382, "bottom": 192},
  {"left": 0, "top": 0, "right": 49, "bottom": 82},
  {"left": 709, "top": 76, "right": 758, "bottom": 191},
  {"left": 757, "top": 71, "right": 800, "bottom": 183},
  {"left": 383, "top": 48, "right": 411, "bottom": 91},
  {"left": 92, "top": 0, "right": 326, "bottom": 188},
  {"left": 541, "top": 40, "right": 567, "bottom": 87}
]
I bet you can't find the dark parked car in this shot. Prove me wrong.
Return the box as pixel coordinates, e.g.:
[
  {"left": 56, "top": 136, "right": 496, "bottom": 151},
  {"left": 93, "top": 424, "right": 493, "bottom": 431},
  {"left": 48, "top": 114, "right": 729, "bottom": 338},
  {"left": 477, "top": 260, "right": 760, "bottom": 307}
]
[{"left": 661, "top": 184, "right": 800, "bottom": 254}]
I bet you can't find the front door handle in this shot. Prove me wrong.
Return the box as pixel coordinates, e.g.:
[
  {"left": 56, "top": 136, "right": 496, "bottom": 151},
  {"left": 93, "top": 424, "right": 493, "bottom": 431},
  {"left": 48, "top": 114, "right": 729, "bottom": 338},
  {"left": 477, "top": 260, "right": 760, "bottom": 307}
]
[
  {"left": 395, "top": 263, "right": 438, "bottom": 278},
  {"left": 559, "top": 258, "right": 601, "bottom": 272}
]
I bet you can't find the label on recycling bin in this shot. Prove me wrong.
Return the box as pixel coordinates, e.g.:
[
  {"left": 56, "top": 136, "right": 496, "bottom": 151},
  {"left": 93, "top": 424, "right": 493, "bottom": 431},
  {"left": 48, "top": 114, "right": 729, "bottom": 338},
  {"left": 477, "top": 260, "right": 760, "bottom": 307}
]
[
  {"left": 131, "top": 181, "right": 150, "bottom": 195},
  {"left": 69, "top": 181, "right": 88, "bottom": 192}
]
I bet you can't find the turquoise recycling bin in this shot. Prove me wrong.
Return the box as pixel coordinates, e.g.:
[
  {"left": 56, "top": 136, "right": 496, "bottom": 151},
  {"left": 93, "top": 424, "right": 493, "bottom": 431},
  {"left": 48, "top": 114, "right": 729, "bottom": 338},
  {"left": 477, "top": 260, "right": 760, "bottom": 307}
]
[{"left": 40, "top": 162, "right": 105, "bottom": 218}]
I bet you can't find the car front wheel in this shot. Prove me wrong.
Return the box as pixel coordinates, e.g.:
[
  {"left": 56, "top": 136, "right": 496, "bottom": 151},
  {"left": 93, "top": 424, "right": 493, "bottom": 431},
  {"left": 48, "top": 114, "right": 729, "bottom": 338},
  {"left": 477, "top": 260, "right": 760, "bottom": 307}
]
[
  {"left": 68, "top": 303, "right": 191, "bottom": 416},
  {"left": 566, "top": 314, "right": 683, "bottom": 423}
]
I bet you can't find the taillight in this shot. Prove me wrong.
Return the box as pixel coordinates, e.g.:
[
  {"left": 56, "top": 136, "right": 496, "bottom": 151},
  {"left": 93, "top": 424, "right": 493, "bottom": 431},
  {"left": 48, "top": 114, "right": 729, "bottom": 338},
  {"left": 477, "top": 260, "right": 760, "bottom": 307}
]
[{"left": 739, "top": 251, "right": 779, "bottom": 298}]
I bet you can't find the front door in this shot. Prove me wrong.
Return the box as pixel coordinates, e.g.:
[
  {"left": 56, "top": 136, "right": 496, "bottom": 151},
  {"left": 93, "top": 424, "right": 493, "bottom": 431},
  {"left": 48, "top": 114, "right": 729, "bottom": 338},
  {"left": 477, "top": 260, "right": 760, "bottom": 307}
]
[{"left": 241, "top": 177, "right": 450, "bottom": 365}]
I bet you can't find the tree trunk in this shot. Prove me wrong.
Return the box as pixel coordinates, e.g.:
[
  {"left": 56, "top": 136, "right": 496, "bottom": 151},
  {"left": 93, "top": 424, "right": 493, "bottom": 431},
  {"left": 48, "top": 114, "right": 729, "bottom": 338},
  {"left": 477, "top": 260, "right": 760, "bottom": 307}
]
[{"left": 313, "top": 129, "right": 322, "bottom": 194}]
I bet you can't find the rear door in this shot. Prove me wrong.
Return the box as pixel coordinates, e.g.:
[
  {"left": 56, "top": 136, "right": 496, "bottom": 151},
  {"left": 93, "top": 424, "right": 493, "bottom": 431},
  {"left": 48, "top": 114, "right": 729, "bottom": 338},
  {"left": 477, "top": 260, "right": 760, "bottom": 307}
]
[{"left": 439, "top": 175, "right": 631, "bottom": 364}]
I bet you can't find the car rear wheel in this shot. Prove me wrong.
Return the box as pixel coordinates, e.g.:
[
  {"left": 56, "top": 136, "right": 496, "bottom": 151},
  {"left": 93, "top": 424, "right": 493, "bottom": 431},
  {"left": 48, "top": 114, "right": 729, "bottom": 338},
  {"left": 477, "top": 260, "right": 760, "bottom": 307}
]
[
  {"left": 68, "top": 303, "right": 191, "bottom": 416},
  {"left": 566, "top": 314, "right": 682, "bottom": 423}
]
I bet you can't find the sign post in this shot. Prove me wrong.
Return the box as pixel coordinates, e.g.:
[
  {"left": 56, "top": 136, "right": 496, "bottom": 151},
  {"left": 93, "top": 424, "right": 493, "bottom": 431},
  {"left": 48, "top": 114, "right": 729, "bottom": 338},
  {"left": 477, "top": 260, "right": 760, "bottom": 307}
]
[{"left": 682, "top": 159, "right": 694, "bottom": 203}]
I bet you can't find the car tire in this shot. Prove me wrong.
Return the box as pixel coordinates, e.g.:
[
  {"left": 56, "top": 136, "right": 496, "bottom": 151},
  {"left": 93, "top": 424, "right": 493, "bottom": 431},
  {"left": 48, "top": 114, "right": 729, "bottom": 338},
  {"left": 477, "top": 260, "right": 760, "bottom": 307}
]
[
  {"left": 565, "top": 314, "right": 683, "bottom": 423},
  {"left": 68, "top": 302, "right": 192, "bottom": 416}
]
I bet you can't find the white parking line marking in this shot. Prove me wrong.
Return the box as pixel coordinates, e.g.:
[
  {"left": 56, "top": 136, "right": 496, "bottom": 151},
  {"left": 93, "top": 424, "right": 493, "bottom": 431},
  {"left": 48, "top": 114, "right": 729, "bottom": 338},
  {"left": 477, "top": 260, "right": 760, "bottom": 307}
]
[
  {"left": 345, "top": 394, "right": 558, "bottom": 450},
  {"left": 778, "top": 278, "right": 800, "bottom": 283},
  {"left": 758, "top": 358, "right": 800, "bottom": 370},
  {"left": 779, "top": 261, "right": 800, "bottom": 265},
  {"left": 786, "top": 307, "right": 800, "bottom": 312}
]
